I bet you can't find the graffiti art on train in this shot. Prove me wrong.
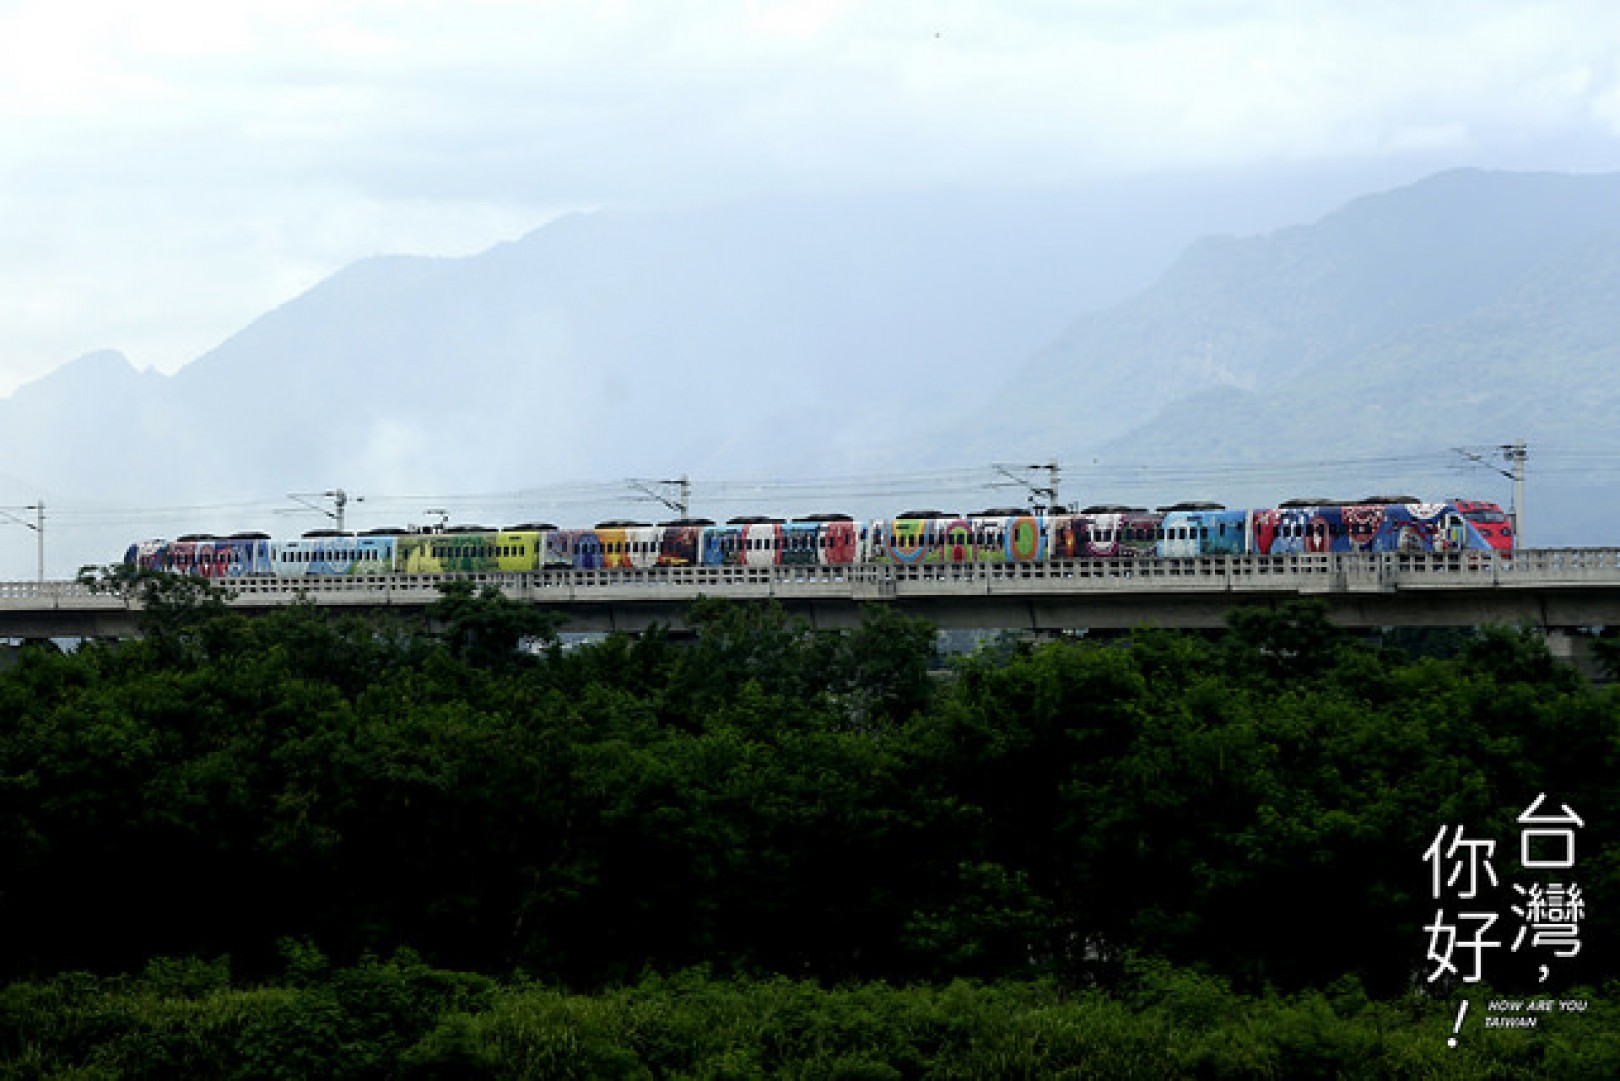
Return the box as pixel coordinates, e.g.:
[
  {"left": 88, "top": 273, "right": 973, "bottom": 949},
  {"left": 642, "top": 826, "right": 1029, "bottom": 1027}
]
[{"left": 125, "top": 497, "right": 1514, "bottom": 579}]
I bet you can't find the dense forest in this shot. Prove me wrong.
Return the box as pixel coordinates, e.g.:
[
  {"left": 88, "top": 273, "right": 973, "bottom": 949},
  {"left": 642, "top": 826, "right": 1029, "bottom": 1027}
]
[{"left": 0, "top": 573, "right": 1616, "bottom": 1078}]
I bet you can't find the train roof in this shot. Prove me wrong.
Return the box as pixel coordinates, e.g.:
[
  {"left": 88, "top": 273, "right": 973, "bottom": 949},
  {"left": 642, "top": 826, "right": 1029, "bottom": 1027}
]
[
  {"left": 659, "top": 518, "right": 715, "bottom": 527},
  {"left": 970, "top": 507, "right": 1033, "bottom": 517},
  {"left": 725, "top": 515, "right": 784, "bottom": 525},
  {"left": 1080, "top": 504, "right": 1148, "bottom": 514},
  {"left": 1157, "top": 501, "right": 1227, "bottom": 512},
  {"left": 895, "top": 509, "right": 956, "bottom": 519},
  {"left": 793, "top": 512, "right": 854, "bottom": 522},
  {"left": 502, "top": 522, "right": 558, "bottom": 532},
  {"left": 1356, "top": 494, "right": 1421, "bottom": 505},
  {"left": 594, "top": 519, "right": 651, "bottom": 528}
]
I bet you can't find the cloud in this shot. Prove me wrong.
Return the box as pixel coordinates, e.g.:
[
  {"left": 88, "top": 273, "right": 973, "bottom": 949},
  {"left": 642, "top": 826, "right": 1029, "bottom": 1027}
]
[{"left": 2, "top": 0, "right": 1619, "bottom": 394}]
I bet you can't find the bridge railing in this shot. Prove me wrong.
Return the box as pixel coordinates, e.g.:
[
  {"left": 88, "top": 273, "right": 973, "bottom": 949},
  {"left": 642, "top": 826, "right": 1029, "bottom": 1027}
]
[{"left": 5, "top": 549, "right": 1620, "bottom": 608}]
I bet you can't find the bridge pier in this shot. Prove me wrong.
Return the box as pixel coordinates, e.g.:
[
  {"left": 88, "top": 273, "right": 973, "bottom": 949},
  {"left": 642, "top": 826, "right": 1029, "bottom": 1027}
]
[{"left": 1544, "top": 628, "right": 1610, "bottom": 683}]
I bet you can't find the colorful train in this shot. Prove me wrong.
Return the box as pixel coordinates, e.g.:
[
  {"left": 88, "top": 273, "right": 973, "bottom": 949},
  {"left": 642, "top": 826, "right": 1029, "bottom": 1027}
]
[{"left": 124, "top": 497, "right": 1514, "bottom": 579}]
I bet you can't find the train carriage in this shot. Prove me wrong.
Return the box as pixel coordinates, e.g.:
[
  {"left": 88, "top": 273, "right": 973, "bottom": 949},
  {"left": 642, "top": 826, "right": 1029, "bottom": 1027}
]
[
  {"left": 870, "top": 511, "right": 959, "bottom": 565},
  {"left": 735, "top": 520, "right": 785, "bottom": 567},
  {"left": 948, "top": 510, "right": 1045, "bottom": 564},
  {"left": 545, "top": 528, "right": 604, "bottom": 570},
  {"left": 1156, "top": 505, "right": 1248, "bottom": 558},
  {"left": 1250, "top": 500, "right": 1493, "bottom": 555},
  {"left": 1454, "top": 500, "right": 1515, "bottom": 552},
  {"left": 701, "top": 518, "right": 786, "bottom": 567},
  {"left": 274, "top": 532, "right": 396, "bottom": 578},
  {"left": 217, "top": 534, "right": 276, "bottom": 577},
  {"left": 1051, "top": 508, "right": 1163, "bottom": 559},
  {"left": 780, "top": 521, "right": 825, "bottom": 566},
  {"left": 393, "top": 527, "right": 542, "bottom": 575},
  {"left": 657, "top": 520, "right": 710, "bottom": 566},
  {"left": 124, "top": 540, "right": 169, "bottom": 572},
  {"left": 588, "top": 523, "right": 661, "bottom": 570},
  {"left": 125, "top": 535, "right": 276, "bottom": 578},
  {"left": 123, "top": 493, "right": 1515, "bottom": 581},
  {"left": 795, "top": 515, "right": 860, "bottom": 565}
]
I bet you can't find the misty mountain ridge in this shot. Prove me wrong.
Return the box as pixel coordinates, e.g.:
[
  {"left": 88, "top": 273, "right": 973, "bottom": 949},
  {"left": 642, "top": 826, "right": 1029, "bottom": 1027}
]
[
  {"left": 978, "top": 168, "right": 1620, "bottom": 460},
  {"left": 0, "top": 169, "right": 1615, "bottom": 578}
]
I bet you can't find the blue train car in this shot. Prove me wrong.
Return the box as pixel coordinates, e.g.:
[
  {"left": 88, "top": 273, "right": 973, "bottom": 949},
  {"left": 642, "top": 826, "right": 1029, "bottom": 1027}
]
[
  {"left": 1252, "top": 500, "right": 1491, "bottom": 554},
  {"left": 1157, "top": 505, "right": 1248, "bottom": 557},
  {"left": 271, "top": 533, "right": 396, "bottom": 577}
]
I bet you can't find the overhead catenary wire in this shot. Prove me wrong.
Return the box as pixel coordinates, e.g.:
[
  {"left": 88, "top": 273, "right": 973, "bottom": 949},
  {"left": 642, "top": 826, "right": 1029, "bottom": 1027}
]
[{"left": 24, "top": 444, "right": 1620, "bottom": 537}]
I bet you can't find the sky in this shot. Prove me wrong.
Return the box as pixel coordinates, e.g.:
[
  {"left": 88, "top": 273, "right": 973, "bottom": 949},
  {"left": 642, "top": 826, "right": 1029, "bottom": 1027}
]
[{"left": 3, "top": 0, "right": 1620, "bottom": 399}]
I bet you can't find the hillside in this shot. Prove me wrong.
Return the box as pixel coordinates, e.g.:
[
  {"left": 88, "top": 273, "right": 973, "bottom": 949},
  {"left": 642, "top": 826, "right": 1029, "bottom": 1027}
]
[
  {"left": 2, "top": 169, "right": 1618, "bottom": 576},
  {"left": 964, "top": 169, "right": 1620, "bottom": 544}
]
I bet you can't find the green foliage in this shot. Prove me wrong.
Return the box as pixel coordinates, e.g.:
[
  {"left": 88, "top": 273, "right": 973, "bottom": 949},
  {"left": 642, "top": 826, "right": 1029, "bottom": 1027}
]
[
  {"left": 0, "top": 590, "right": 1614, "bottom": 1017},
  {"left": 427, "top": 579, "right": 562, "bottom": 669},
  {"left": 5, "top": 967, "right": 1619, "bottom": 1079}
]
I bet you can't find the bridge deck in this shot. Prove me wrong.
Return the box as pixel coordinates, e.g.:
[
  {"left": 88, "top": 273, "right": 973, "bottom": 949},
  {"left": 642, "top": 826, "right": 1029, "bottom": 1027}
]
[{"left": 3, "top": 549, "right": 1620, "bottom": 637}]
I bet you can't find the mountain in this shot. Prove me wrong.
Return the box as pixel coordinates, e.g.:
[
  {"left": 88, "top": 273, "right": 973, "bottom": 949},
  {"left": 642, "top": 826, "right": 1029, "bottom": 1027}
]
[
  {"left": 1, "top": 168, "right": 1616, "bottom": 580},
  {"left": 977, "top": 169, "right": 1620, "bottom": 451},
  {"left": 5, "top": 182, "right": 1329, "bottom": 578},
  {"left": 964, "top": 169, "right": 1620, "bottom": 545}
]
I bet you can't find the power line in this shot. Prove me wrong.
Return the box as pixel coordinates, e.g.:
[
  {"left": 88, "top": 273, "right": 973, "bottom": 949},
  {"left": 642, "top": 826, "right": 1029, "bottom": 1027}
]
[{"left": 25, "top": 444, "right": 1620, "bottom": 536}]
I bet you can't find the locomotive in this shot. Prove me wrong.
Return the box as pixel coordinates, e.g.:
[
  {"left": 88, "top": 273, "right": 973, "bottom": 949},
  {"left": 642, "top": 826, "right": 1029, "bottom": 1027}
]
[{"left": 124, "top": 497, "right": 1514, "bottom": 580}]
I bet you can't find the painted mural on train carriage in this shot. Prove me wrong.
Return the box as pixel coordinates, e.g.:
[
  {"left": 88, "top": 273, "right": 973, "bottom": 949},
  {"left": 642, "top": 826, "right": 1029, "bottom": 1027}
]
[
  {"left": 1156, "top": 508, "right": 1249, "bottom": 557},
  {"left": 943, "top": 518, "right": 975, "bottom": 563},
  {"left": 1250, "top": 502, "right": 1487, "bottom": 555},
  {"left": 871, "top": 514, "right": 946, "bottom": 565},
  {"left": 820, "top": 519, "right": 858, "bottom": 564},
  {"left": 780, "top": 521, "right": 826, "bottom": 566},
  {"left": 698, "top": 520, "right": 785, "bottom": 566},
  {"left": 124, "top": 537, "right": 276, "bottom": 578},
  {"left": 392, "top": 530, "right": 540, "bottom": 575},
  {"left": 658, "top": 523, "right": 706, "bottom": 566},
  {"left": 276, "top": 535, "right": 395, "bottom": 577},
  {"left": 546, "top": 529, "right": 605, "bottom": 570},
  {"left": 596, "top": 525, "right": 662, "bottom": 570},
  {"left": 996, "top": 514, "right": 1045, "bottom": 562},
  {"left": 740, "top": 521, "right": 785, "bottom": 567},
  {"left": 1055, "top": 510, "right": 1163, "bottom": 559},
  {"left": 121, "top": 497, "right": 1512, "bottom": 580}
]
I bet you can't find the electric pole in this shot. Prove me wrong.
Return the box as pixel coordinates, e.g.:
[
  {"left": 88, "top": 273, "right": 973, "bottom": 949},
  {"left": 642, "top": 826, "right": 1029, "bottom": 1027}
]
[
  {"left": 288, "top": 489, "right": 361, "bottom": 532},
  {"left": 629, "top": 475, "right": 692, "bottom": 518},
  {"left": 1454, "top": 441, "right": 1527, "bottom": 547},
  {"left": 992, "top": 461, "right": 1062, "bottom": 514},
  {"left": 1503, "top": 440, "right": 1527, "bottom": 547},
  {"left": 0, "top": 502, "right": 44, "bottom": 583}
]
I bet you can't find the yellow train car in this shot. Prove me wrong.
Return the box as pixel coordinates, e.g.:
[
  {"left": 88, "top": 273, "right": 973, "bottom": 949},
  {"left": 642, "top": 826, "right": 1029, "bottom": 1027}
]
[{"left": 395, "top": 527, "right": 546, "bottom": 574}]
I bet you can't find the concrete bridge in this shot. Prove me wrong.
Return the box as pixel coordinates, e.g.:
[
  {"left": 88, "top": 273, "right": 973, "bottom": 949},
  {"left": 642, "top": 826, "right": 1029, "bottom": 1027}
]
[{"left": 4, "top": 550, "right": 1620, "bottom": 653}]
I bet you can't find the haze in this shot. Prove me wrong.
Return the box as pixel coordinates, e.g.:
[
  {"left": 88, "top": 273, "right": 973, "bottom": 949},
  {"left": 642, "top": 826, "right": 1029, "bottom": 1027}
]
[{"left": 4, "top": 0, "right": 1620, "bottom": 395}]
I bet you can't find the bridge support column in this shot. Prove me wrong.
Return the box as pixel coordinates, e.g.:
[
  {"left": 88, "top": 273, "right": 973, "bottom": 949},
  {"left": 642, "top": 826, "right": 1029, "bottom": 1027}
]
[{"left": 1544, "top": 629, "right": 1608, "bottom": 683}]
